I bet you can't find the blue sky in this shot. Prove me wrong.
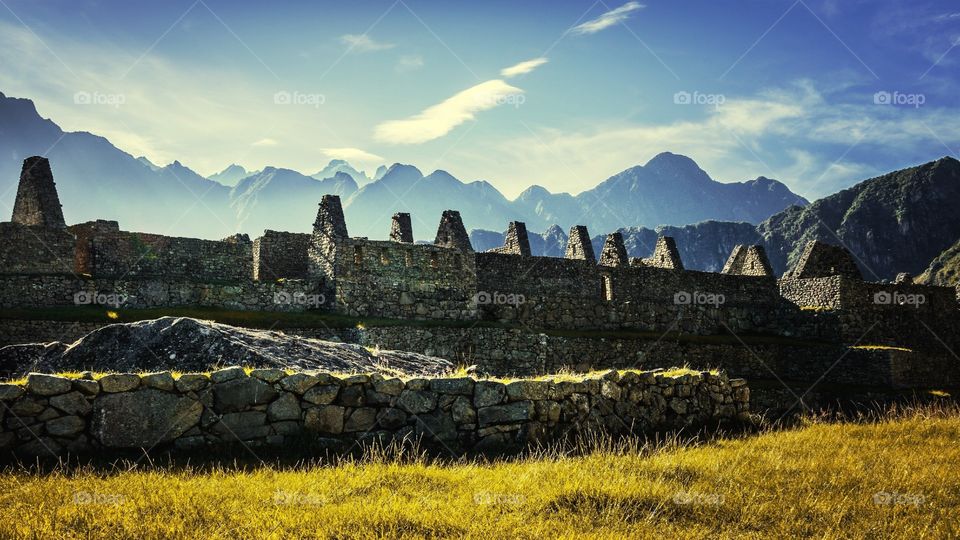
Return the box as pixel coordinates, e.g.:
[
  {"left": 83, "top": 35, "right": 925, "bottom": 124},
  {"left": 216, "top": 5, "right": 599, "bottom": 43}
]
[{"left": 1, "top": 0, "right": 958, "bottom": 199}]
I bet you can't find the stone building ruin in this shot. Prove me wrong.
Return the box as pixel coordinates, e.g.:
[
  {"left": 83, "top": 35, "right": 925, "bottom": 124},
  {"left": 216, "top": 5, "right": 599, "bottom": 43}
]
[{"left": 1, "top": 156, "right": 959, "bottom": 395}]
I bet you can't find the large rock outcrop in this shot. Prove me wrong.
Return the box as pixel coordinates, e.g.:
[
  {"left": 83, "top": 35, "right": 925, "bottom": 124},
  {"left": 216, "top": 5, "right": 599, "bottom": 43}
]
[{"left": 0, "top": 317, "right": 453, "bottom": 378}]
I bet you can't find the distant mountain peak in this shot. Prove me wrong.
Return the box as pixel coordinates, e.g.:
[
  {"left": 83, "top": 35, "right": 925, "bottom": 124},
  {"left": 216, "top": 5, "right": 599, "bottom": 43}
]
[{"left": 643, "top": 152, "right": 709, "bottom": 179}]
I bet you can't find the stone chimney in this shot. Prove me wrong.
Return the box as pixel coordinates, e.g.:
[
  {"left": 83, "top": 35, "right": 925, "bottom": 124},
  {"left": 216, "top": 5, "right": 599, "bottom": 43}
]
[
  {"left": 434, "top": 210, "right": 473, "bottom": 252},
  {"left": 389, "top": 212, "right": 413, "bottom": 243},
  {"left": 783, "top": 240, "right": 862, "bottom": 280},
  {"left": 501, "top": 221, "right": 531, "bottom": 256},
  {"left": 598, "top": 232, "right": 628, "bottom": 267},
  {"left": 312, "top": 195, "right": 348, "bottom": 241},
  {"left": 643, "top": 236, "right": 684, "bottom": 270},
  {"left": 565, "top": 225, "right": 595, "bottom": 262},
  {"left": 721, "top": 245, "right": 773, "bottom": 277},
  {"left": 11, "top": 156, "right": 66, "bottom": 228}
]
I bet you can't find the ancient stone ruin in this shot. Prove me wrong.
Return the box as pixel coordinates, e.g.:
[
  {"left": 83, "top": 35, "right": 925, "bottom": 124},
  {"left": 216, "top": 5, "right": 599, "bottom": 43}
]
[
  {"left": 0, "top": 156, "right": 958, "bottom": 433},
  {"left": 11, "top": 157, "right": 65, "bottom": 229}
]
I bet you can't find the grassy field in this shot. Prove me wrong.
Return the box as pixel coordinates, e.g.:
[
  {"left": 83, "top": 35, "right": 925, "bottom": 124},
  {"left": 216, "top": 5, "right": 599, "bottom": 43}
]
[{"left": 0, "top": 405, "right": 956, "bottom": 539}]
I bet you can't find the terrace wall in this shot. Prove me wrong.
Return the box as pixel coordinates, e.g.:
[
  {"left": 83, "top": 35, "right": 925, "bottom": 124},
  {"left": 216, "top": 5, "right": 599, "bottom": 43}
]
[{"left": 0, "top": 368, "right": 748, "bottom": 457}]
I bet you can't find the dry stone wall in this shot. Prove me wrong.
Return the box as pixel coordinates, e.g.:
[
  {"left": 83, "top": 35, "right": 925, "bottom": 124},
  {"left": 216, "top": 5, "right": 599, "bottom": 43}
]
[
  {"left": 0, "top": 223, "right": 75, "bottom": 275},
  {"left": 325, "top": 238, "right": 478, "bottom": 321},
  {"left": 81, "top": 229, "right": 253, "bottom": 282},
  {"left": 0, "top": 368, "right": 748, "bottom": 457},
  {"left": 252, "top": 230, "right": 312, "bottom": 281},
  {"left": 474, "top": 252, "right": 820, "bottom": 337},
  {"left": 0, "top": 275, "right": 326, "bottom": 312}
]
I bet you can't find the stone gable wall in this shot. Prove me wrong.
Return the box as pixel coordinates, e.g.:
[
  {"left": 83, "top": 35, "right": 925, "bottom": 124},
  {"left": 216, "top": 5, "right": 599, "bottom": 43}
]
[
  {"left": 253, "top": 231, "right": 312, "bottom": 281},
  {"left": 0, "top": 368, "right": 748, "bottom": 457}
]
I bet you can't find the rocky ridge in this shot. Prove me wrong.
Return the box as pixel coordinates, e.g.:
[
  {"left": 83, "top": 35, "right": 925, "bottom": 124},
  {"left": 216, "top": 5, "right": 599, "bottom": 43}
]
[{"left": 0, "top": 317, "right": 454, "bottom": 378}]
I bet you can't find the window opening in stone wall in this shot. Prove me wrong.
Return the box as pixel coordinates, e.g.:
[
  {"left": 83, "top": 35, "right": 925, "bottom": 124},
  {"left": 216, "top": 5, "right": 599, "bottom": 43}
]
[{"left": 602, "top": 275, "right": 614, "bottom": 301}]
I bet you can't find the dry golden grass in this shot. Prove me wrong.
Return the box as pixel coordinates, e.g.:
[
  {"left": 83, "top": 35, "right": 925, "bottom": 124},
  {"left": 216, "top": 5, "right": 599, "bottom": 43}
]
[{"left": 0, "top": 404, "right": 957, "bottom": 539}]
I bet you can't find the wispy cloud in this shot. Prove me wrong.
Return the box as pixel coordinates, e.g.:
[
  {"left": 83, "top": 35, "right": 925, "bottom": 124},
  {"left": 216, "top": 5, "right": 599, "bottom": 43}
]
[
  {"left": 340, "top": 33, "right": 395, "bottom": 52},
  {"left": 500, "top": 57, "right": 548, "bottom": 78},
  {"left": 251, "top": 138, "right": 278, "bottom": 147},
  {"left": 374, "top": 80, "right": 523, "bottom": 144},
  {"left": 571, "top": 1, "right": 644, "bottom": 35},
  {"left": 396, "top": 54, "right": 425, "bottom": 73}
]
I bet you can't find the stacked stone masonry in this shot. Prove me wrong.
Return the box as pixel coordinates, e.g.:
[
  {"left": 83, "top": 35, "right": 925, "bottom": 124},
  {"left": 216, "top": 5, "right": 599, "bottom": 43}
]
[
  {"left": 1, "top": 156, "right": 959, "bottom": 388},
  {"left": 0, "top": 368, "right": 748, "bottom": 457}
]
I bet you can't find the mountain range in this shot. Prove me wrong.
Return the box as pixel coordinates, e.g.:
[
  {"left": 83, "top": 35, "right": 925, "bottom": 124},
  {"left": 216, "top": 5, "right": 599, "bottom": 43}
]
[
  {"left": 3, "top": 90, "right": 958, "bottom": 281},
  {"left": 473, "top": 157, "right": 960, "bottom": 280},
  {"left": 0, "top": 91, "right": 806, "bottom": 240}
]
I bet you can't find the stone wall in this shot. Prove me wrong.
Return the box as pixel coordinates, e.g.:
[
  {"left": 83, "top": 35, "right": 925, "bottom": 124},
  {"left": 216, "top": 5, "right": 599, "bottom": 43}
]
[
  {"left": 253, "top": 230, "right": 312, "bottom": 281},
  {"left": 475, "top": 252, "right": 822, "bottom": 337},
  {"left": 325, "top": 238, "right": 478, "bottom": 321},
  {"left": 0, "top": 223, "right": 75, "bottom": 275},
  {"left": 0, "top": 275, "right": 326, "bottom": 312},
  {"left": 0, "top": 368, "right": 748, "bottom": 457},
  {"left": 779, "top": 276, "right": 960, "bottom": 352},
  {"left": 78, "top": 228, "right": 253, "bottom": 282}
]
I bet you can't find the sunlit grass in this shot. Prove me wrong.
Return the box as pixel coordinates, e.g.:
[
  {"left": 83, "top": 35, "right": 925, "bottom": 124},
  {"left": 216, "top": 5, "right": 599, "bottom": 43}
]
[
  {"left": 0, "top": 403, "right": 956, "bottom": 538},
  {"left": 851, "top": 344, "right": 914, "bottom": 352}
]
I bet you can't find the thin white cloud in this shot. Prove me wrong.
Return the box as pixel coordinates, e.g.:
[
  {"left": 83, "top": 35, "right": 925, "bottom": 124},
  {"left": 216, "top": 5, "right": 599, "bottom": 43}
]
[
  {"left": 374, "top": 79, "right": 524, "bottom": 144},
  {"left": 340, "top": 33, "right": 395, "bottom": 52},
  {"left": 321, "top": 147, "right": 384, "bottom": 166},
  {"left": 571, "top": 2, "right": 644, "bottom": 35},
  {"left": 251, "top": 138, "right": 278, "bottom": 147},
  {"left": 501, "top": 57, "right": 548, "bottom": 78},
  {"left": 396, "top": 54, "right": 425, "bottom": 73}
]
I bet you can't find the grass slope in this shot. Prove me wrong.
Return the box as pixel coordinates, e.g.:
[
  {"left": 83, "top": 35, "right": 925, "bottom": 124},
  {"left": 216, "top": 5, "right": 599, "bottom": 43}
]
[{"left": 0, "top": 406, "right": 957, "bottom": 538}]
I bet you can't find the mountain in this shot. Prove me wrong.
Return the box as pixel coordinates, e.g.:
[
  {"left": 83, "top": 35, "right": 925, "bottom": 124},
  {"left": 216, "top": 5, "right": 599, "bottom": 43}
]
[
  {"left": 311, "top": 159, "right": 375, "bottom": 187},
  {"left": 0, "top": 92, "right": 235, "bottom": 238},
  {"left": 577, "top": 153, "right": 809, "bottom": 233},
  {"left": 917, "top": 238, "right": 960, "bottom": 286},
  {"left": 137, "top": 156, "right": 161, "bottom": 171},
  {"left": 472, "top": 157, "right": 960, "bottom": 281},
  {"left": 230, "top": 167, "right": 358, "bottom": 234},
  {"left": 342, "top": 165, "right": 519, "bottom": 239},
  {"left": 208, "top": 164, "right": 254, "bottom": 187},
  {"left": 757, "top": 157, "right": 960, "bottom": 279},
  {"left": 0, "top": 91, "right": 808, "bottom": 241}
]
